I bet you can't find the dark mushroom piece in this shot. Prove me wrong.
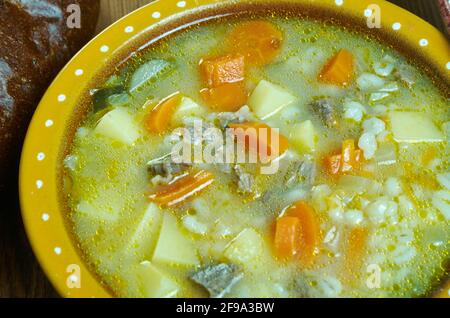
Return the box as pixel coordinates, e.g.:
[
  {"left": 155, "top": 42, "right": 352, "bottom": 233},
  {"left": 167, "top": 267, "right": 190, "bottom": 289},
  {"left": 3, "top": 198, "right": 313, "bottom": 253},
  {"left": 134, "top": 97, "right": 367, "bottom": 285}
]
[
  {"left": 285, "top": 157, "right": 316, "bottom": 188},
  {"left": 308, "top": 98, "right": 338, "bottom": 128},
  {"left": 189, "top": 263, "right": 243, "bottom": 298},
  {"left": 147, "top": 153, "right": 189, "bottom": 184}
]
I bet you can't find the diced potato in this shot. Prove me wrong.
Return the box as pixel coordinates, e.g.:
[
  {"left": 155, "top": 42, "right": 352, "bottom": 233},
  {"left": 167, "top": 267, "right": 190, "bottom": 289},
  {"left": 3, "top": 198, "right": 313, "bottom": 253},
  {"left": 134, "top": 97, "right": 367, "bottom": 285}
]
[
  {"left": 224, "top": 228, "right": 264, "bottom": 268},
  {"left": 171, "top": 97, "right": 208, "bottom": 126},
  {"left": 152, "top": 212, "right": 199, "bottom": 266},
  {"left": 76, "top": 200, "right": 119, "bottom": 222},
  {"left": 289, "top": 120, "right": 317, "bottom": 153},
  {"left": 389, "top": 112, "right": 444, "bottom": 143},
  {"left": 248, "top": 80, "right": 296, "bottom": 119},
  {"left": 95, "top": 108, "right": 141, "bottom": 144},
  {"left": 126, "top": 203, "right": 163, "bottom": 258},
  {"left": 137, "top": 261, "right": 179, "bottom": 298}
]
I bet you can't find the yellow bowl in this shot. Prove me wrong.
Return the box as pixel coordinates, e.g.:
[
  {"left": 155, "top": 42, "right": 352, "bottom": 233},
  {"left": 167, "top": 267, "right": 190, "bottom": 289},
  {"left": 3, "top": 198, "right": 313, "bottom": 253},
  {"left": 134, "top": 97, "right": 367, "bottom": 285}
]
[{"left": 19, "top": 0, "right": 450, "bottom": 298}]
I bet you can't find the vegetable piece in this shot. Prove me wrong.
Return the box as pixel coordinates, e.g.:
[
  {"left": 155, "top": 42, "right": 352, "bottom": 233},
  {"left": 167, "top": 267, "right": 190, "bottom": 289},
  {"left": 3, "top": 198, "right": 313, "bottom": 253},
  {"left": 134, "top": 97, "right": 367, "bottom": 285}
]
[
  {"left": 432, "top": 190, "right": 450, "bottom": 220},
  {"left": 128, "top": 59, "right": 173, "bottom": 93},
  {"left": 224, "top": 228, "right": 265, "bottom": 268},
  {"left": 189, "top": 263, "right": 243, "bottom": 298},
  {"left": 200, "top": 82, "right": 248, "bottom": 112},
  {"left": 389, "top": 112, "right": 444, "bottom": 143},
  {"left": 274, "top": 216, "right": 301, "bottom": 259},
  {"left": 200, "top": 54, "right": 245, "bottom": 87},
  {"left": 318, "top": 49, "right": 354, "bottom": 87},
  {"left": 95, "top": 108, "right": 141, "bottom": 145},
  {"left": 289, "top": 120, "right": 317, "bottom": 153},
  {"left": 327, "top": 154, "right": 342, "bottom": 175},
  {"left": 374, "top": 142, "right": 397, "bottom": 166},
  {"left": 345, "top": 227, "right": 369, "bottom": 272},
  {"left": 144, "top": 92, "right": 182, "bottom": 134},
  {"left": 341, "top": 139, "right": 356, "bottom": 173},
  {"left": 229, "top": 122, "right": 289, "bottom": 161},
  {"left": 225, "top": 21, "right": 283, "bottom": 66},
  {"left": 76, "top": 201, "right": 119, "bottom": 222},
  {"left": 248, "top": 80, "right": 296, "bottom": 119},
  {"left": 171, "top": 97, "right": 208, "bottom": 126},
  {"left": 283, "top": 201, "right": 321, "bottom": 267},
  {"left": 91, "top": 85, "right": 125, "bottom": 112},
  {"left": 137, "top": 261, "right": 179, "bottom": 298},
  {"left": 152, "top": 213, "right": 199, "bottom": 266},
  {"left": 126, "top": 203, "right": 163, "bottom": 256},
  {"left": 325, "top": 140, "right": 362, "bottom": 175},
  {"left": 148, "top": 169, "right": 215, "bottom": 207}
]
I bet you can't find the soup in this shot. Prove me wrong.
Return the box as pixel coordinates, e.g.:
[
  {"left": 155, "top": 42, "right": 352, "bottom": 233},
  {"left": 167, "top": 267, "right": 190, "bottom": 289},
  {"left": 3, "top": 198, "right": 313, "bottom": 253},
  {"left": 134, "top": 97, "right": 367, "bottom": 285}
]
[{"left": 63, "top": 13, "right": 449, "bottom": 298}]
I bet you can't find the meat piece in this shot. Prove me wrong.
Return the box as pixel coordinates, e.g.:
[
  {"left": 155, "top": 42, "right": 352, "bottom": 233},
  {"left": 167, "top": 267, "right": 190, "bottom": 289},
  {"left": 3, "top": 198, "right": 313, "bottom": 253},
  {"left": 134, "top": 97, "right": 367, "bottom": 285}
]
[
  {"left": 190, "top": 263, "right": 243, "bottom": 298},
  {"left": 308, "top": 98, "right": 338, "bottom": 127},
  {"left": 0, "top": 0, "right": 100, "bottom": 188},
  {"left": 147, "top": 154, "right": 189, "bottom": 185},
  {"left": 285, "top": 158, "right": 316, "bottom": 187},
  {"left": 234, "top": 165, "right": 255, "bottom": 194}
]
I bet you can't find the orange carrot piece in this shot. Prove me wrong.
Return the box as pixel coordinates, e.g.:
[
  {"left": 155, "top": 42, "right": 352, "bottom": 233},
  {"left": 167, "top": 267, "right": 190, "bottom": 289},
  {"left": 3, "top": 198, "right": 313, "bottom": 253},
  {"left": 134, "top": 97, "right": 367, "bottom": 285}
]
[
  {"left": 225, "top": 21, "right": 283, "bottom": 66},
  {"left": 325, "top": 140, "right": 362, "bottom": 175},
  {"left": 274, "top": 217, "right": 302, "bottom": 259},
  {"left": 327, "top": 154, "right": 342, "bottom": 175},
  {"left": 148, "top": 170, "right": 214, "bottom": 207},
  {"left": 341, "top": 139, "right": 356, "bottom": 173},
  {"left": 200, "top": 54, "right": 245, "bottom": 88},
  {"left": 284, "top": 201, "right": 321, "bottom": 267},
  {"left": 200, "top": 82, "right": 248, "bottom": 112},
  {"left": 318, "top": 49, "right": 354, "bottom": 87},
  {"left": 229, "top": 122, "right": 289, "bottom": 161},
  {"left": 144, "top": 92, "right": 181, "bottom": 134},
  {"left": 345, "top": 227, "right": 369, "bottom": 273}
]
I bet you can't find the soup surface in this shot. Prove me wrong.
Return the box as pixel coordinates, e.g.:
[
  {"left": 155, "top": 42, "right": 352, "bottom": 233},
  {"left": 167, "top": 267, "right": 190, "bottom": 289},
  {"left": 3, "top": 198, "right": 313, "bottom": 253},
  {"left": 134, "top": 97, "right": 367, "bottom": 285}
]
[{"left": 64, "top": 13, "right": 449, "bottom": 298}]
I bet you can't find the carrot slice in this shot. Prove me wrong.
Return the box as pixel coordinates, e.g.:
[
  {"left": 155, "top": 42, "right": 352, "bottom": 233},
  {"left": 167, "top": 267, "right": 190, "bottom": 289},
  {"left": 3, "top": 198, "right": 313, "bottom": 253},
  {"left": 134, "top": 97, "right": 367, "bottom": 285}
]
[
  {"left": 144, "top": 92, "right": 181, "bottom": 134},
  {"left": 345, "top": 227, "right": 369, "bottom": 273},
  {"left": 274, "top": 217, "right": 301, "bottom": 259},
  {"left": 341, "top": 139, "right": 356, "bottom": 173},
  {"left": 318, "top": 49, "right": 354, "bottom": 87},
  {"left": 148, "top": 170, "right": 214, "bottom": 207},
  {"left": 225, "top": 21, "right": 283, "bottom": 66},
  {"left": 325, "top": 139, "right": 362, "bottom": 175},
  {"left": 284, "top": 201, "right": 321, "bottom": 267},
  {"left": 229, "top": 122, "right": 289, "bottom": 161},
  {"left": 200, "top": 54, "right": 245, "bottom": 88},
  {"left": 327, "top": 154, "right": 342, "bottom": 175},
  {"left": 200, "top": 82, "right": 248, "bottom": 112}
]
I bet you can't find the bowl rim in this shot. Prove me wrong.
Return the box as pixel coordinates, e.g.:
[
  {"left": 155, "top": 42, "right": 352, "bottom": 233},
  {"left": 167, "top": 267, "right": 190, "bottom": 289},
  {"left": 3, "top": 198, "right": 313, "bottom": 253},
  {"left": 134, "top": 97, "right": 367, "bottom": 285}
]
[{"left": 19, "top": 0, "right": 450, "bottom": 298}]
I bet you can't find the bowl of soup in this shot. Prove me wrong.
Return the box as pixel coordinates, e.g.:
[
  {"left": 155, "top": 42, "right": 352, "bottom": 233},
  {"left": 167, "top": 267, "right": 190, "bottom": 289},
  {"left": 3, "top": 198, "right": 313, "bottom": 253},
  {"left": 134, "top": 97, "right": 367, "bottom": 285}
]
[{"left": 19, "top": 0, "right": 449, "bottom": 298}]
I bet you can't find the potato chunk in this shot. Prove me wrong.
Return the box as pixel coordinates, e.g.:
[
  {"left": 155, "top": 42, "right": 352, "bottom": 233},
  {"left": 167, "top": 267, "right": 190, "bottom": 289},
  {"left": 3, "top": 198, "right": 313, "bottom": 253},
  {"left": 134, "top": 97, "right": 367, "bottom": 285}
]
[
  {"left": 248, "top": 80, "right": 296, "bottom": 119},
  {"left": 137, "top": 261, "right": 179, "bottom": 298},
  {"left": 224, "top": 228, "right": 264, "bottom": 269},
  {"left": 289, "top": 120, "right": 317, "bottom": 153},
  {"left": 126, "top": 203, "right": 163, "bottom": 258},
  {"left": 389, "top": 112, "right": 444, "bottom": 143},
  {"left": 95, "top": 108, "right": 141, "bottom": 144},
  {"left": 152, "top": 213, "right": 199, "bottom": 267},
  {"left": 171, "top": 97, "right": 208, "bottom": 126}
]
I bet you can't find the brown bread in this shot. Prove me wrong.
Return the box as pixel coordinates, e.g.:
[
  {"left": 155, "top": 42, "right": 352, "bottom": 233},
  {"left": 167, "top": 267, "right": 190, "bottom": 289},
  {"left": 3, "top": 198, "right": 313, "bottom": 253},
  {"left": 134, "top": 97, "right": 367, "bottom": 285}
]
[{"left": 0, "top": 0, "right": 100, "bottom": 188}]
